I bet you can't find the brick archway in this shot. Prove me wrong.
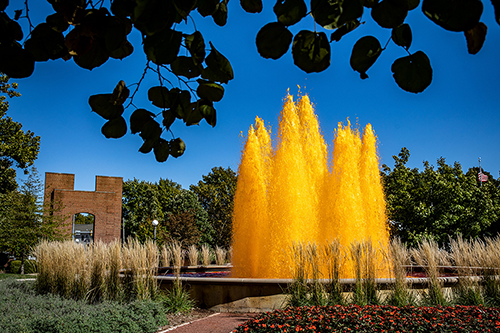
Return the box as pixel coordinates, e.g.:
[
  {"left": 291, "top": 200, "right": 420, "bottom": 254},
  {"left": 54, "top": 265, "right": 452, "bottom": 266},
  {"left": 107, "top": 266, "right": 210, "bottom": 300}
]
[{"left": 44, "top": 172, "right": 123, "bottom": 243}]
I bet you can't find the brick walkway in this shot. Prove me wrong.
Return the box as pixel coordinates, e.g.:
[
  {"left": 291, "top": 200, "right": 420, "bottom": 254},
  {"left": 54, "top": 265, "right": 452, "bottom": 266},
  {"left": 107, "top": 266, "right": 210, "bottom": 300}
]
[{"left": 160, "top": 313, "right": 258, "bottom": 333}]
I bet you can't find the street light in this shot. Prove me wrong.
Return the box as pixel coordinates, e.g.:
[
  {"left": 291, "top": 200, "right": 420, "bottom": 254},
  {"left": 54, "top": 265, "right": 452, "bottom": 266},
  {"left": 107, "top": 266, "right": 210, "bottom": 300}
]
[{"left": 152, "top": 219, "right": 158, "bottom": 243}]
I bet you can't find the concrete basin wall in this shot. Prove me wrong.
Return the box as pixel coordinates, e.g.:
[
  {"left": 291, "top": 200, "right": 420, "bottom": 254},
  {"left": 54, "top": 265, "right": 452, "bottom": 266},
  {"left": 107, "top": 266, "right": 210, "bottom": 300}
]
[{"left": 156, "top": 275, "right": 465, "bottom": 312}]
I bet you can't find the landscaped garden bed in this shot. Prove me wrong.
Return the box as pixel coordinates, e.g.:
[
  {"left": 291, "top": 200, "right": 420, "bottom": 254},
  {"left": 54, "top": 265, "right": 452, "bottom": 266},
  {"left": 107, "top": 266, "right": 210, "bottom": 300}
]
[{"left": 234, "top": 305, "right": 500, "bottom": 332}]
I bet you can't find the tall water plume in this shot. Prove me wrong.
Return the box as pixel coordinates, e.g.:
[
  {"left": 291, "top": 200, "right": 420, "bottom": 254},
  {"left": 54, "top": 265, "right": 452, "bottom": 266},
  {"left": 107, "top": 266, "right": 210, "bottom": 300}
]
[{"left": 232, "top": 93, "right": 389, "bottom": 278}]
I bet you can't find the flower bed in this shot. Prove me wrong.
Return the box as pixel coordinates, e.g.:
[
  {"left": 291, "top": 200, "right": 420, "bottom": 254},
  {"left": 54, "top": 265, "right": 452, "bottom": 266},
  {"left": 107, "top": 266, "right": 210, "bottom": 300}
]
[{"left": 234, "top": 305, "right": 500, "bottom": 332}]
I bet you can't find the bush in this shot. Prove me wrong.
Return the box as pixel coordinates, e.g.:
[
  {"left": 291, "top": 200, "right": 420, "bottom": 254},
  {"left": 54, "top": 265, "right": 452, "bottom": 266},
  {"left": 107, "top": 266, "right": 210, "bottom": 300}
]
[
  {"left": 0, "top": 280, "right": 168, "bottom": 333},
  {"left": 8, "top": 259, "right": 37, "bottom": 274}
]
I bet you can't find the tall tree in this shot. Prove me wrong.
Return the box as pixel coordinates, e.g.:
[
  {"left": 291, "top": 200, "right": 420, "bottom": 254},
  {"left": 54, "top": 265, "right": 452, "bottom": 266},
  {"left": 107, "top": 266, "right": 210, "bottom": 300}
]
[
  {"left": 0, "top": 74, "right": 40, "bottom": 194},
  {"left": 382, "top": 148, "right": 500, "bottom": 246},
  {"left": 0, "top": 1, "right": 496, "bottom": 160},
  {"left": 0, "top": 168, "right": 67, "bottom": 273},
  {"left": 122, "top": 178, "right": 163, "bottom": 242},
  {"left": 163, "top": 189, "right": 214, "bottom": 246},
  {"left": 190, "top": 166, "right": 237, "bottom": 248}
]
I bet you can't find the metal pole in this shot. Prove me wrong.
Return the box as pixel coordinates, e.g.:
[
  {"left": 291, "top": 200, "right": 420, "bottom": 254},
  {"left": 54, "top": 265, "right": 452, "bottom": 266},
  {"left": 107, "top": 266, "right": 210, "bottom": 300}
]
[
  {"left": 122, "top": 217, "right": 125, "bottom": 244},
  {"left": 153, "top": 225, "right": 157, "bottom": 244},
  {"left": 479, "top": 157, "right": 482, "bottom": 188}
]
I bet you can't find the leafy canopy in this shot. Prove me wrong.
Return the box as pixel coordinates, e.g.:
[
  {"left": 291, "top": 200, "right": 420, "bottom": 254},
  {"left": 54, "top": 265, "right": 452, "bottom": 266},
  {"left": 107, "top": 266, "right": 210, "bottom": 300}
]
[
  {"left": 382, "top": 148, "right": 500, "bottom": 247},
  {"left": 0, "top": 0, "right": 497, "bottom": 161},
  {"left": 0, "top": 74, "right": 40, "bottom": 194},
  {"left": 190, "top": 166, "right": 237, "bottom": 248}
]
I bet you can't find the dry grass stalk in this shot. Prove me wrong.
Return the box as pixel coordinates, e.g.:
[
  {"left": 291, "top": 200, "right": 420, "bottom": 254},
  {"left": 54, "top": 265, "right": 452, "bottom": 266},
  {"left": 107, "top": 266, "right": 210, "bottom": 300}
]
[
  {"left": 349, "top": 240, "right": 380, "bottom": 305},
  {"left": 188, "top": 244, "right": 199, "bottom": 266},
  {"left": 411, "top": 238, "right": 448, "bottom": 305},
  {"left": 88, "top": 241, "right": 107, "bottom": 303},
  {"left": 215, "top": 246, "right": 226, "bottom": 265},
  {"left": 324, "top": 239, "right": 345, "bottom": 304},
  {"left": 105, "top": 240, "right": 122, "bottom": 301},
  {"left": 201, "top": 244, "right": 211, "bottom": 266},
  {"left": 170, "top": 241, "right": 183, "bottom": 275},
  {"left": 161, "top": 244, "right": 171, "bottom": 267},
  {"left": 386, "top": 238, "right": 414, "bottom": 306}
]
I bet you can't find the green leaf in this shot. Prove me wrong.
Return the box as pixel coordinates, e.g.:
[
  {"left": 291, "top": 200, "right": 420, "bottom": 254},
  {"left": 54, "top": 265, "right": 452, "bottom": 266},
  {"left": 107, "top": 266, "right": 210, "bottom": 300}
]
[
  {"left": 173, "top": 0, "right": 197, "bottom": 19},
  {"left": 491, "top": 0, "right": 500, "bottom": 25},
  {"left": 371, "top": 0, "right": 408, "bottom": 29},
  {"left": 143, "top": 28, "right": 182, "bottom": 65},
  {"left": 139, "top": 139, "right": 155, "bottom": 154},
  {"left": 197, "top": 80, "right": 225, "bottom": 102},
  {"left": 0, "top": 0, "right": 8, "bottom": 11},
  {"left": 73, "top": 39, "right": 110, "bottom": 70},
  {"left": 360, "top": 0, "right": 379, "bottom": 8},
  {"left": 0, "top": 44, "right": 35, "bottom": 79},
  {"left": 273, "top": 0, "right": 307, "bottom": 26},
  {"left": 185, "top": 31, "right": 206, "bottom": 65},
  {"left": 131, "top": 0, "right": 176, "bottom": 36},
  {"left": 184, "top": 102, "right": 204, "bottom": 126},
  {"left": 24, "top": 23, "right": 68, "bottom": 61},
  {"left": 0, "top": 12, "right": 23, "bottom": 43},
  {"left": 139, "top": 119, "right": 162, "bottom": 141},
  {"left": 45, "top": 13, "right": 69, "bottom": 33},
  {"left": 101, "top": 117, "right": 127, "bottom": 139},
  {"left": 148, "top": 86, "right": 170, "bottom": 109},
  {"left": 464, "top": 22, "right": 487, "bottom": 55},
  {"left": 153, "top": 139, "right": 170, "bottom": 162},
  {"left": 240, "top": 0, "right": 263, "bottom": 13},
  {"left": 171, "top": 56, "right": 202, "bottom": 79},
  {"left": 311, "top": 0, "right": 364, "bottom": 30},
  {"left": 407, "top": 0, "right": 420, "bottom": 11},
  {"left": 109, "top": 40, "right": 134, "bottom": 59},
  {"left": 331, "top": 20, "right": 361, "bottom": 42},
  {"left": 200, "top": 101, "right": 217, "bottom": 127},
  {"left": 292, "top": 30, "right": 331, "bottom": 73},
  {"left": 88, "top": 94, "right": 125, "bottom": 120},
  {"left": 111, "top": 80, "right": 130, "bottom": 106},
  {"left": 202, "top": 42, "right": 234, "bottom": 83},
  {"left": 422, "top": 0, "right": 483, "bottom": 32},
  {"left": 162, "top": 110, "right": 176, "bottom": 129},
  {"left": 350, "top": 36, "right": 382, "bottom": 79},
  {"left": 167, "top": 88, "right": 191, "bottom": 119},
  {"left": 213, "top": 0, "right": 228, "bottom": 26},
  {"left": 169, "top": 138, "right": 186, "bottom": 158},
  {"left": 197, "top": 0, "right": 219, "bottom": 16},
  {"left": 391, "top": 51, "right": 432, "bottom": 93},
  {"left": 104, "top": 16, "right": 132, "bottom": 53},
  {"left": 256, "top": 22, "right": 293, "bottom": 60},
  {"left": 130, "top": 109, "right": 156, "bottom": 134},
  {"left": 111, "top": 0, "right": 136, "bottom": 17},
  {"left": 392, "top": 23, "right": 412, "bottom": 49}
]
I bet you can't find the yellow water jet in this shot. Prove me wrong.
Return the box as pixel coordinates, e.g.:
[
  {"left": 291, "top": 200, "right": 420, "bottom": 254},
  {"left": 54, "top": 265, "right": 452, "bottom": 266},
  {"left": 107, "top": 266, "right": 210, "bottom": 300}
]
[{"left": 232, "top": 93, "right": 389, "bottom": 279}]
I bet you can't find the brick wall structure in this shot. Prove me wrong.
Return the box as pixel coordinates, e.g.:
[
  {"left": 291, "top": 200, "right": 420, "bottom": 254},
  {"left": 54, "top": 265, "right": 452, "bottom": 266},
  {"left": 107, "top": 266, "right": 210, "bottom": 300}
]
[{"left": 44, "top": 172, "right": 123, "bottom": 243}]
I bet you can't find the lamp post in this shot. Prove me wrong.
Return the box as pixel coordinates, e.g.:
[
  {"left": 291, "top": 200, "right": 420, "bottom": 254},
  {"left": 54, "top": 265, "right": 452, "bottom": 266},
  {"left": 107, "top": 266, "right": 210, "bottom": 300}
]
[{"left": 152, "top": 219, "right": 158, "bottom": 244}]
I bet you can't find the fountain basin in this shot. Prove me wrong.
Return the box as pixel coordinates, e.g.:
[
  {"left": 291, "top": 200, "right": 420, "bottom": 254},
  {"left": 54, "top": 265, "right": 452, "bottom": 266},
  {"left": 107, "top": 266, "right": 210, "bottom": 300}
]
[{"left": 155, "top": 274, "right": 468, "bottom": 312}]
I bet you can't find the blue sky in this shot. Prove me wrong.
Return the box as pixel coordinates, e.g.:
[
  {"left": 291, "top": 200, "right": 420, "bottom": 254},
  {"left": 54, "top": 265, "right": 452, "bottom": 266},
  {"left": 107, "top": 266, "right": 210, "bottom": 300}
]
[{"left": 5, "top": 1, "right": 500, "bottom": 191}]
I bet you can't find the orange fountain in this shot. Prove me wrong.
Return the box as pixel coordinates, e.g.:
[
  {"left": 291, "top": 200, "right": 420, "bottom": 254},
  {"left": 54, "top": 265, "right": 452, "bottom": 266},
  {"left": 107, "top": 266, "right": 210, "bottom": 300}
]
[{"left": 232, "top": 93, "right": 389, "bottom": 278}]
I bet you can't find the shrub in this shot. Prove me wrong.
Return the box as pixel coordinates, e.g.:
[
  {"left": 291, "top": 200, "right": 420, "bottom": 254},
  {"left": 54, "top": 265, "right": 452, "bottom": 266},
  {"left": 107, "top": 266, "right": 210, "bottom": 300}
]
[
  {"left": 8, "top": 259, "right": 37, "bottom": 274},
  {"left": 0, "top": 280, "right": 168, "bottom": 333}
]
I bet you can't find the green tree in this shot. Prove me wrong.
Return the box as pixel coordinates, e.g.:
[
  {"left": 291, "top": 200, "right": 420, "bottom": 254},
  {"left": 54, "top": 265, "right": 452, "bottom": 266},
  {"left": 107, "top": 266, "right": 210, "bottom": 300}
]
[
  {"left": 382, "top": 148, "right": 500, "bottom": 246},
  {"left": 190, "top": 166, "right": 237, "bottom": 248},
  {"left": 162, "top": 189, "right": 214, "bottom": 246},
  {"left": 122, "top": 178, "right": 163, "bottom": 242},
  {"left": 0, "top": 1, "right": 495, "bottom": 160},
  {"left": 0, "top": 74, "right": 40, "bottom": 194},
  {"left": 122, "top": 178, "right": 214, "bottom": 246},
  {"left": 0, "top": 168, "right": 67, "bottom": 274}
]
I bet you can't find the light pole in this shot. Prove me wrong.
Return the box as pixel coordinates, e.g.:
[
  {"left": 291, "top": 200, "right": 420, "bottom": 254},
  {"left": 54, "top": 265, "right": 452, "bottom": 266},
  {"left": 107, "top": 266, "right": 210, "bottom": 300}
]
[{"left": 152, "top": 219, "right": 158, "bottom": 244}]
